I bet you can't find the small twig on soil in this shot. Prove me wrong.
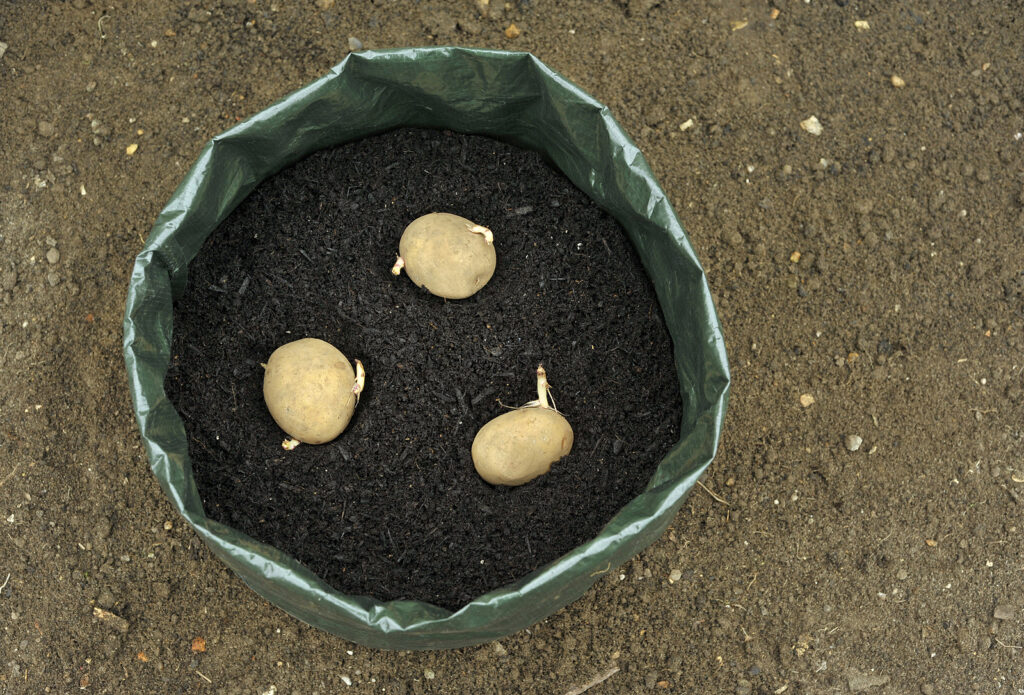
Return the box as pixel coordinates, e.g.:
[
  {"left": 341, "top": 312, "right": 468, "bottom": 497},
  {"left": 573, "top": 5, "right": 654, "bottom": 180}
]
[
  {"left": 564, "top": 666, "right": 620, "bottom": 695},
  {"left": 196, "top": 670, "right": 213, "bottom": 684},
  {"left": 0, "top": 463, "right": 20, "bottom": 488},
  {"left": 995, "top": 638, "right": 1022, "bottom": 650},
  {"left": 0, "top": 573, "right": 10, "bottom": 593},
  {"left": 696, "top": 479, "right": 730, "bottom": 506},
  {"left": 745, "top": 572, "right": 758, "bottom": 592}
]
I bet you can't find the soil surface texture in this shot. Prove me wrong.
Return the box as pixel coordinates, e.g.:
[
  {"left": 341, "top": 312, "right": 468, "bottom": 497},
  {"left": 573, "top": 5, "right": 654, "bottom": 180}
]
[
  {"left": 166, "top": 128, "right": 682, "bottom": 610},
  {"left": 1, "top": 0, "right": 1023, "bottom": 693}
]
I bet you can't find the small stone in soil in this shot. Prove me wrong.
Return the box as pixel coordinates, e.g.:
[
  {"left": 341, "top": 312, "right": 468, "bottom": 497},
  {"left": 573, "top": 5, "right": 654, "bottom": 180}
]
[
  {"left": 845, "top": 434, "right": 863, "bottom": 452},
  {"left": 93, "top": 607, "right": 129, "bottom": 633},
  {"left": 800, "top": 115, "right": 823, "bottom": 136},
  {"left": 668, "top": 569, "right": 682, "bottom": 583},
  {"left": 847, "top": 669, "right": 889, "bottom": 692},
  {"left": 46, "top": 248, "right": 59, "bottom": 265},
  {"left": 993, "top": 603, "right": 1015, "bottom": 620},
  {"left": 37, "top": 120, "right": 55, "bottom": 137},
  {"left": 891, "top": 74, "right": 906, "bottom": 88},
  {"left": 0, "top": 41, "right": 7, "bottom": 60},
  {"left": 348, "top": 36, "right": 363, "bottom": 51}
]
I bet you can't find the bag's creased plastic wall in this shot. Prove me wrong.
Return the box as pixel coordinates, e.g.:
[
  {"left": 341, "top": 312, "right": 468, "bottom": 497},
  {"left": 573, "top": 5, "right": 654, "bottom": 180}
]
[{"left": 122, "top": 47, "right": 730, "bottom": 650}]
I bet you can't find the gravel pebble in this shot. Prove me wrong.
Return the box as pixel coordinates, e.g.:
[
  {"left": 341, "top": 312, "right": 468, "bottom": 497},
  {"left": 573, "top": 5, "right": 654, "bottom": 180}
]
[
  {"left": 97, "top": 587, "right": 115, "bottom": 609},
  {"left": 348, "top": 36, "right": 363, "bottom": 51},
  {"left": 0, "top": 41, "right": 7, "bottom": 60},
  {"left": 993, "top": 603, "right": 1015, "bottom": 620},
  {"left": 845, "top": 434, "right": 863, "bottom": 452},
  {"left": 668, "top": 569, "right": 682, "bottom": 583},
  {"left": 847, "top": 669, "right": 889, "bottom": 691},
  {"left": 800, "top": 115, "right": 823, "bottom": 136},
  {"left": 37, "top": 120, "right": 55, "bottom": 137},
  {"left": 735, "top": 679, "right": 752, "bottom": 695},
  {"left": 46, "top": 248, "right": 60, "bottom": 265},
  {"left": 891, "top": 75, "right": 906, "bottom": 88}
]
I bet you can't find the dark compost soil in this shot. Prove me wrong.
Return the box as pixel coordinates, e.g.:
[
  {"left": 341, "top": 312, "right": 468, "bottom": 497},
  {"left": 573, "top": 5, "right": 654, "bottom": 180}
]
[{"left": 164, "top": 128, "right": 683, "bottom": 610}]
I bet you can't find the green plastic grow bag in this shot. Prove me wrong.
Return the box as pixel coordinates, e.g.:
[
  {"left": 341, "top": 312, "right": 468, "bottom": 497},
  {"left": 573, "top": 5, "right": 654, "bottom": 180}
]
[{"left": 122, "top": 47, "right": 729, "bottom": 650}]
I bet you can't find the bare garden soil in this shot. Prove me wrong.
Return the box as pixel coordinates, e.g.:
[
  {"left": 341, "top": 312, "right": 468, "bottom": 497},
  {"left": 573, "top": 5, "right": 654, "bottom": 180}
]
[{"left": 1, "top": 0, "right": 1022, "bottom": 692}]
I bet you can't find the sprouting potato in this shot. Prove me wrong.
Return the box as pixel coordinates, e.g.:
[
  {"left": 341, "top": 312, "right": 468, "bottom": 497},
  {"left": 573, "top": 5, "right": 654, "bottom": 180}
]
[
  {"left": 391, "top": 212, "right": 496, "bottom": 299},
  {"left": 472, "top": 365, "right": 574, "bottom": 486},
  {"left": 263, "top": 338, "right": 365, "bottom": 446}
]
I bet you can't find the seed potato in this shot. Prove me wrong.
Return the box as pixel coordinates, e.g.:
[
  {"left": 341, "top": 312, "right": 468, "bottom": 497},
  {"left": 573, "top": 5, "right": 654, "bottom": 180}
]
[
  {"left": 472, "top": 407, "right": 574, "bottom": 486},
  {"left": 392, "top": 212, "right": 496, "bottom": 299},
  {"left": 472, "top": 365, "right": 574, "bottom": 486},
  {"left": 262, "top": 338, "right": 363, "bottom": 445}
]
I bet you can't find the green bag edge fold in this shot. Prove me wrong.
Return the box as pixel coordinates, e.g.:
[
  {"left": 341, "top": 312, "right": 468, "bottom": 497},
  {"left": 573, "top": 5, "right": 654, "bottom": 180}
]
[{"left": 122, "top": 47, "right": 730, "bottom": 650}]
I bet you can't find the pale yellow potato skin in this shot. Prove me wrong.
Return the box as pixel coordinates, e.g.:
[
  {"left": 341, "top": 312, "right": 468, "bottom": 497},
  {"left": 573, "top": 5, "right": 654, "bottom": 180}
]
[
  {"left": 263, "top": 338, "right": 357, "bottom": 445},
  {"left": 399, "top": 212, "right": 496, "bottom": 299},
  {"left": 471, "top": 407, "right": 574, "bottom": 486}
]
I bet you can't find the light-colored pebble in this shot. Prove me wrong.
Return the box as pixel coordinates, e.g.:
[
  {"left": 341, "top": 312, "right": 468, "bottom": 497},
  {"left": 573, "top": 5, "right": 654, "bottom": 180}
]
[
  {"left": 348, "top": 36, "right": 363, "bottom": 51},
  {"left": 668, "top": 569, "right": 682, "bottom": 584},
  {"left": 800, "top": 115, "right": 823, "bottom": 136},
  {"left": 46, "top": 248, "right": 60, "bottom": 265},
  {"left": 845, "top": 434, "right": 863, "bottom": 452},
  {"left": 891, "top": 74, "right": 906, "bottom": 88},
  {"left": 994, "top": 603, "right": 1015, "bottom": 620}
]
